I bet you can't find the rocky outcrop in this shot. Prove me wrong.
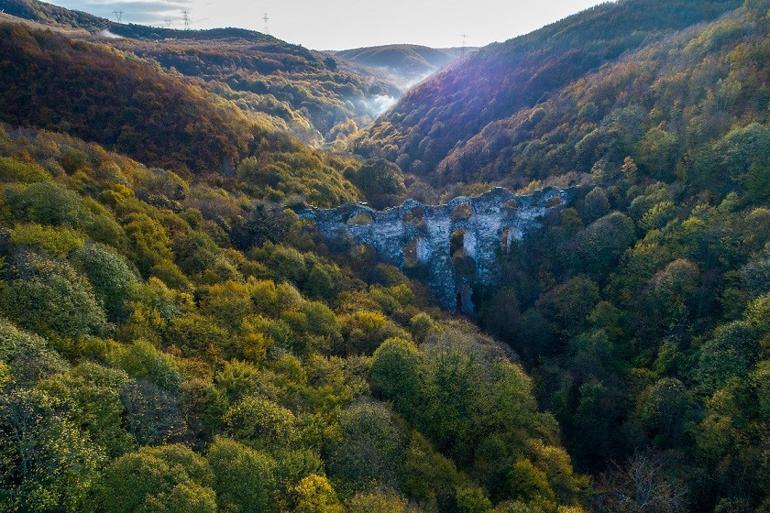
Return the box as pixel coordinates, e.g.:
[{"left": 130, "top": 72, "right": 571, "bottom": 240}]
[{"left": 301, "top": 187, "right": 571, "bottom": 313}]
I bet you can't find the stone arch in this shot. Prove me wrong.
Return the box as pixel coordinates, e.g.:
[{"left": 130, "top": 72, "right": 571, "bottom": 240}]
[
  {"left": 347, "top": 211, "right": 373, "bottom": 225},
  {"left": 403, "top": 207, "right": 425, "bottom": 225},
  {"left": 451, "top": 203, "right": 473, "bottom": 221}
]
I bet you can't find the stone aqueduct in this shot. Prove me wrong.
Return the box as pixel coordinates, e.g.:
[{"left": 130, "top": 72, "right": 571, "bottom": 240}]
[{"left": 301, "top": 187, "right": 571, "bottom": 313}]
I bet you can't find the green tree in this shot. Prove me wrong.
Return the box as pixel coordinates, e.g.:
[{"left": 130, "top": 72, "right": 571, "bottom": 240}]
[
  {"left": 38, "top": 362, "right": 134, "bottom": 457},
  {"left": 634, "top": 378, "right": 696, "bottom": 448},
  {"left": 98, "top": 444, "right": 214, "bottom": 513},
  {"left": 637, "top": 127, "right": 679, "bottom": 180},
  {"left": 0, "top": 318, "right": 68, "bottom": 386},
  {"left": 73, "top": 243, "right": 138, "bottom": 321},
  {"left": 207, "top": 437, "right": 278, "bottom": 513},
  {"left": 0, "top": 251, "right": 109, "bottom": 340},
  {"left": 344, "top": 159, "right": 406, "bottom": 209},
  {"left": 223, "top": 396, "right": 297, "bottom": 450},
  {"left": 0, "top": 388, "right": 105, "bottom": 513},
  {"left": 327, "top": 401, "right": 406, "bottom": 494},
  {"left": 370, "top": 337, "right": 423, "bottom": 416}
]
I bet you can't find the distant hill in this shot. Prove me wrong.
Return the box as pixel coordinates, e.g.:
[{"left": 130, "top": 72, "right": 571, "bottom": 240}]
[
  {"left": 0, "top": 18, "right": 363, "bottom": 206},
  {"left": 0, "top": 21, "right": 254, "bottom": 174},
  {"left": 333, "top": 44, "right": 472, "bottom": 90},
  {"left": 0, "top": 0, "right": 400, "bottom": 145},
  {"left": 0, "top": 0, "right": 277, "bottom": 41},
  {"left": 353, "top": 0, "right": 744, "bottom": 181}
]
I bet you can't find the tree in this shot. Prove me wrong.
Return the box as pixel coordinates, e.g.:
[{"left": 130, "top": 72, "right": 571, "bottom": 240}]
[
  {"left": 0, "top": 251, "right": 109, "bottom": 340},
  {"left": 110, "top": 339, "right": 182, "bottom": 391},
  {"left": 295, "top": 474, "right": 344, "bottom": 513},
  {"left": 223, "top": 395, "right": 297, "bottom": 450},
  {"left": 344, "top": 159, "right": 406, "bottom": 209},
  {"left": 207, "top": 437, "right": 278, "bottom": 513},
  {"left": 637, "top": 127, "right": 679, "bottom": 181},
  {"left": 401, "top": 432, "right": 465, "bottom": 511},
  {"left": 120, "top": 379, "right": 187, "bottom": 446},
  {"left": 347, "top": 491, "right": 416, "bottom": 513},
  {"left": 575, "top": 213, "right": 637, "bottom": 277},
  {"left": 73, "top": 243, "right": 138, "bottom": 322},
  {"left": 327, "top": 401, "right": 406, "bottom": 493},
  {"left": 338, "top": 311, "right": 409, "bottom": 355},
  {"left": 0, "top": 388, "right": 105, "bottom": 513},
  {"left": 38, "top": 362, "right": 134, "bottom": 457},
  {"left": 536, "top": 276, "right": 601, "bottom": 337},
  {"left": 634, "top": 378, "right": 695, "bottom": 448},
  {"left": 370, "top": 338, "right": 422, "bottom": 416},
  {"left": 0, "top": 318, "right": 68, "bottom": 386},
  {"left": 583, "top": 188, "right": 610, "bottom": 223},
  {"left": 98, "top": 444, "right": 215, "bottom": 513},
  {"left": 697, "top": 321, "right": 760, "bottom": 393},
  {"left": 593, "top": 452, "right": 687, "bottom": 513},
  {"left": 6, "top": 181, "right": 89, "bottom": 227}
]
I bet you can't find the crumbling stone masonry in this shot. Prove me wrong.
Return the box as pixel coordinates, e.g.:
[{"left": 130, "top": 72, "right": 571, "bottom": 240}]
[{"left": 301, "top": 187, "right": 571, "bottom": 313}]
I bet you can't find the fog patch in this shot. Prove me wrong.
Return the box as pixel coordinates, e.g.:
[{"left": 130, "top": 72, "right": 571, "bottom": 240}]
[
  {"left": 362, "top": 94, "right": 398, "bottom": 116},
  {"left": 97, "top": 29, "right": 124, "bottom": 39}
]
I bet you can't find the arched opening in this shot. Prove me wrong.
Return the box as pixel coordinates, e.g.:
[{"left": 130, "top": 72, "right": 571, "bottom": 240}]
[
  {"left": 347, "top": 212, "right": 373, "bottom": 225},
  {"left": 500, "top": 227, "right": 511, "bottom": 252},
  {"left": 504, "top": 199, "right": 520, "bottom": 209},
  {"left": 403, "top": 207, "right": 425, "bottom": 225},
  {"left": 403, "top": 239, "right": 418, "bottom": 266},
  {"left": 456, "top": 284, "right": 475, "bottom": 314},
  {"left": 450, "top": 229, "right": 465, "bottom": 258},
  {"left": 451, "top": 203, "right": 472, "bottom": 221}
]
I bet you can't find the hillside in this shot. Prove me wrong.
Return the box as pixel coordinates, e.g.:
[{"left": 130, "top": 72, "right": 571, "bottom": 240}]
[
  {"left": 0, "top": 19, "right": 368, "bottom": 206},
  {"left": 333, "top": 45, "right": 469, "bottom": 90},
  {"left": 353, "top": 0, "right": 744, "bottom": 179},
  {"left": 352, "top": 3, "right": 770, "bottom": 513},
  {"left": 0, "top": 21, "right": 255, "bottom": 174},
  {"left": 0, "top": 120, "right": 585, "bottom": 513},
  {"left": 0, "top": 0, "right": 401, "bottom": 145},
  {"left": 1, "top": 1, "right": 770, "bottom": 512}
]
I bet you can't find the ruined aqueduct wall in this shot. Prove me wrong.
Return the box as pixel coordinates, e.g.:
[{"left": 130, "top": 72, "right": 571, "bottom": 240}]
[{"left": 301, "top": 187, "right": 571, "bottom": 312}]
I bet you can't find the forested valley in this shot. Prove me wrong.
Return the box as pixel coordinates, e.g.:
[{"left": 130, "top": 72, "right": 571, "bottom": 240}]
[{"left": 0, "top": 1, "right": 769, "bottom": 513}]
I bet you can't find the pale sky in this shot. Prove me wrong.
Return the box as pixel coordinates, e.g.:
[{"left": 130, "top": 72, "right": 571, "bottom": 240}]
[{"left": 49, "top": 0, "right": 607, "bottom": 50}]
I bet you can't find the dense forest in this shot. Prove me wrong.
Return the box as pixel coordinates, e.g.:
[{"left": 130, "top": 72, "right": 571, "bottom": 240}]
[
  {"left": 0, "top": 0, "right": 403, "bottom": 146},
  {"left": 0, "top": 0, "right": 769, "bottom": 512},
  {"left": 353, "top": 0, "right": 744, "bottom": 176}
]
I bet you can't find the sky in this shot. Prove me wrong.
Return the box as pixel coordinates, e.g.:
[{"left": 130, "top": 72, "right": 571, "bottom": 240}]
[{"left": 48, "top": 0, "right": 607, "bottom": 50}]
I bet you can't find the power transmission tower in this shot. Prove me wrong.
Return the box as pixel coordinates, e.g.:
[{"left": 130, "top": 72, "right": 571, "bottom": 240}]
[
  {"left": 112, "top": 10, "right": 124, "bottom": 23},
  {"left": 182, "top": 9, "right": 191, "bottom": 30},
  {"left": 460, "top": 34, "right": 468, "bottom": 57},
  {"left": 163, "top": 17, "right": 173, "bottom": 28},
  {"left": 263, "top": 12, "right": 270, "bottom": 34}
]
